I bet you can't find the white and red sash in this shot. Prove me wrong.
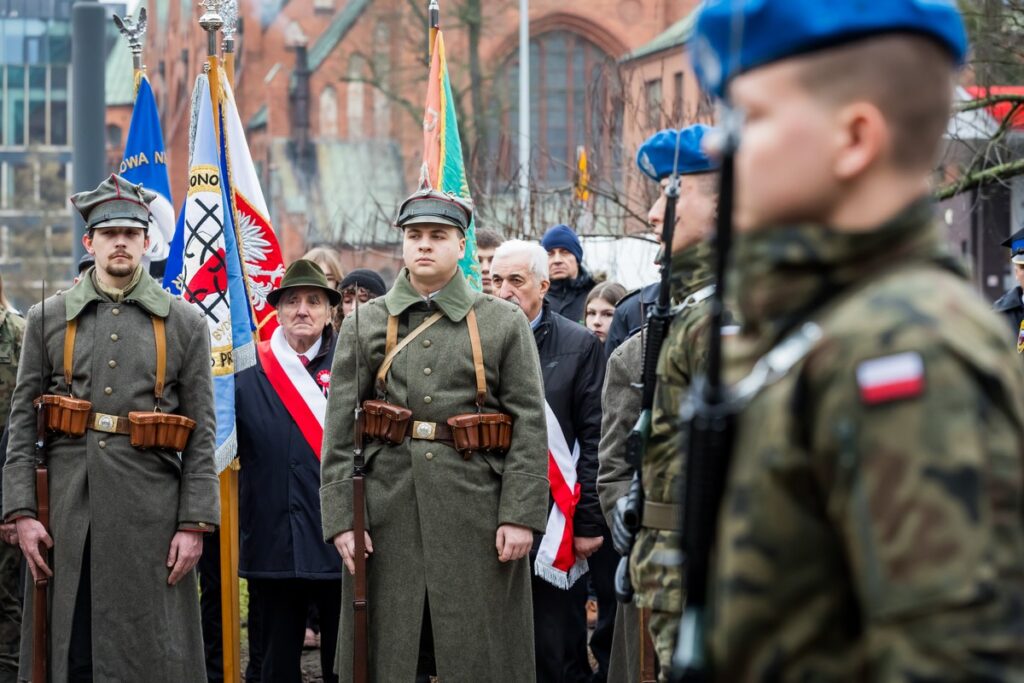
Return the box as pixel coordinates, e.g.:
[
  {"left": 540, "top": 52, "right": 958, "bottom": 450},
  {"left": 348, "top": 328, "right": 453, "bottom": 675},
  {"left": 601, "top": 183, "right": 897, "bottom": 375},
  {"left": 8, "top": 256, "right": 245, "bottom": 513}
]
[
  {"left": 256, "top": 327, "right": 327, "bottom": 459},
  {"left": 534, "top": 401, "right": 588, "bottom": 589}
]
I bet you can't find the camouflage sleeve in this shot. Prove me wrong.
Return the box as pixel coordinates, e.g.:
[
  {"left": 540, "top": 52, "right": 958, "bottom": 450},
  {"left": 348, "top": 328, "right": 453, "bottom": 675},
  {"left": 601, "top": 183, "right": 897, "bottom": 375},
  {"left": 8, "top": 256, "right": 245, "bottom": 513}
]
[
  {"left": 2, "top": 305, "right": 43, "bottom": 520},
  {"left": 644, "top": 307, "right": 711, "bottom": 502},
  {"left": 810, "top": 342, "right": 1024, "bottom": 679}
]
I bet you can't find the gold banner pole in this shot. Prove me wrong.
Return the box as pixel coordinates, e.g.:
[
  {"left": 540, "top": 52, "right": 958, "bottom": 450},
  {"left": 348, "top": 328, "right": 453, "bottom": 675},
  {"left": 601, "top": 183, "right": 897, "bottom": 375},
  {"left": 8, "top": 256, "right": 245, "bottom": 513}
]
[{"left": 199, "top": 4, "right": 241, "bottom": 683}]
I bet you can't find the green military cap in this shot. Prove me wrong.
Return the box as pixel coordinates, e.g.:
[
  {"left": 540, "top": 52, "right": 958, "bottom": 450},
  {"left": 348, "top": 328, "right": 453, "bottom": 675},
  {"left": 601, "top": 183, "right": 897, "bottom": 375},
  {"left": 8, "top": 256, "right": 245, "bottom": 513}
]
[
  {"left": 267, "top": 259, "right": 342, "bottom": 307},
  {"left": 395, "top": 188, "right": 473, "bottom": 234},
  {"left": 70, "top": 173, "right": 157, "bottom": 231}
]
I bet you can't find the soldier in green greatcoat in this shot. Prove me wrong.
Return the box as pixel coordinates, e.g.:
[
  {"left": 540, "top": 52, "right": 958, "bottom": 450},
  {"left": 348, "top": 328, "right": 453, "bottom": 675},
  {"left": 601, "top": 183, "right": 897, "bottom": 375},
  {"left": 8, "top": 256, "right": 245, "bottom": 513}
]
[
  {"left": 690, "top": 1, "right": 1024, "bottom": 679},
  {"left": 320, "top": 188, "right": 549, "bottom": 682},
  {"left": 2, "top": 174, "right": 219, "bottom": 682}
]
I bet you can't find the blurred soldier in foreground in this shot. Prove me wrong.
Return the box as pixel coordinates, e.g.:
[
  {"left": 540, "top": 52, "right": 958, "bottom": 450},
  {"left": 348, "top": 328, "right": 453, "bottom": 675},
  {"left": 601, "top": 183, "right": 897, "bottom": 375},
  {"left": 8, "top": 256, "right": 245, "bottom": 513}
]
[
  {"left": 689, "top": 1, "right": 1024, "bottom": 679},
  {"left": 320, "top": 188, "right": 549, "bottom": 682}
]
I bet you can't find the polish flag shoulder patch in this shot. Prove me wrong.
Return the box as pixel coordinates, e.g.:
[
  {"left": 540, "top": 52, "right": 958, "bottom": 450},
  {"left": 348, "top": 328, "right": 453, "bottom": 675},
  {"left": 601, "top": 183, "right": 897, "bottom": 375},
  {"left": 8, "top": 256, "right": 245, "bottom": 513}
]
[{"left": 856, "top": 352, "right": 925, "bottom": 405}]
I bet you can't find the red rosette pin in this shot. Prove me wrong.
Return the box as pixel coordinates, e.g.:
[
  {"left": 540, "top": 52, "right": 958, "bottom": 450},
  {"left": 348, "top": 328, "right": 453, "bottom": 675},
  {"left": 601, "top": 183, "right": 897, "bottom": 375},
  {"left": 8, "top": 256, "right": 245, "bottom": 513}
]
[{"left": 317, "top": 369, "right": 331, "bottom": 392}]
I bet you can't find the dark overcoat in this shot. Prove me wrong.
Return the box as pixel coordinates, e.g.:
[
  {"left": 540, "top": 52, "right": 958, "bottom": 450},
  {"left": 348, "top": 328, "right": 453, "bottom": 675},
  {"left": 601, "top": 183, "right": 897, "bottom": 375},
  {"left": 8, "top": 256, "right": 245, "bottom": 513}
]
[{"left": 236, "top": 327, "right": 342, "bottom": 579}]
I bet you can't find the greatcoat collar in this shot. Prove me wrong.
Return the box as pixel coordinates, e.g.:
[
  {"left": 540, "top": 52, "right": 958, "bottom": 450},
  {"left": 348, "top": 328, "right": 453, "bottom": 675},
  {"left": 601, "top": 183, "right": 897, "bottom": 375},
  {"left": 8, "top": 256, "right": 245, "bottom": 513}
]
[
  {"left": 64, "top": 265, "right": 172, "bottom": 321},
  {"left": 384, "top": 267, "right": 476, "bottom": 322}
]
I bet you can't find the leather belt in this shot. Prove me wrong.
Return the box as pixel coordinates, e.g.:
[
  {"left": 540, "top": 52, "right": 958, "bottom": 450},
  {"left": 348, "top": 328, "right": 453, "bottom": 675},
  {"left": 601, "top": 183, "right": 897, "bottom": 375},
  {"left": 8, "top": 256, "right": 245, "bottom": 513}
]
[
  {"left": 405, "top": 420, "right": 454, "bottom": 444},
  {"left": 642, "top": 501, "right": 682, "bottom": 531},
  {"left": 89, "top": 411, "right": 130, "bottom": 435}
]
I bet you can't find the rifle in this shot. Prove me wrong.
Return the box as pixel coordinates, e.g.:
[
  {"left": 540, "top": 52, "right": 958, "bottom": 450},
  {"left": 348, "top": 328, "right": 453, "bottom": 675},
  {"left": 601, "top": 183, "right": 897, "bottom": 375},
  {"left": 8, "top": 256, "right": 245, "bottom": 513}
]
[
  {"left": 351, "top": 298, "right": 369, "bottom": 683},
  {"left": 671, "top": 114, "right": 740, "bottom": 683},
  {"left": 613, "top": 168, "right": 681, "bottom": 604},
  {"left": 33, "top": 279, "right": 50, "bottom": 683}
]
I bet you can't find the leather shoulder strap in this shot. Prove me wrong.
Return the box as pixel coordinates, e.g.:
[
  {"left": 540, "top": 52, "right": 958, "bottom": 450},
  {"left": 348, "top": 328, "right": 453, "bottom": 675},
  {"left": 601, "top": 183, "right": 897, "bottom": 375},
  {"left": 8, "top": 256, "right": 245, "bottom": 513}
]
[
  {"left": 466, "top": 307, "right": 486, "bottom": 408},
  {"left": 152, "top": 316, "right": 166, "bottom": 404},
  {"left": 375, "top": 312, "right": 444, "bottom": 396},
  {"left": 385, "top": 315, "right": 399, "bottom": 357},
  {"left": 63, "top": 318, "right": 77, "bottom": 394}
]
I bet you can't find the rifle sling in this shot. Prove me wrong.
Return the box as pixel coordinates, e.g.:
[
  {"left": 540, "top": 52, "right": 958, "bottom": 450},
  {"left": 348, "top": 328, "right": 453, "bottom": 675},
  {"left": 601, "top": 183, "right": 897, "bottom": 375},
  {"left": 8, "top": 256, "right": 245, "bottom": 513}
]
[
  {"left": 376, "top": 312, "right": 444, "bottom": 395},
  {"left": 63, "top": 313, "right": 167, "bottom": 404}
]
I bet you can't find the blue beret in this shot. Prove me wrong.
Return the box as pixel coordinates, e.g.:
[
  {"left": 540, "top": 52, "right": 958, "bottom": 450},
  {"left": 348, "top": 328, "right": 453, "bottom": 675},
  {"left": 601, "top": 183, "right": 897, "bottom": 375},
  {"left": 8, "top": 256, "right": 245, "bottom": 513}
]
[
  {"left": 636, "top": 125, "right": 719, "bottom": 181},
  {"left": 692, "top": 0, "right": 969, "bottom": 98}
]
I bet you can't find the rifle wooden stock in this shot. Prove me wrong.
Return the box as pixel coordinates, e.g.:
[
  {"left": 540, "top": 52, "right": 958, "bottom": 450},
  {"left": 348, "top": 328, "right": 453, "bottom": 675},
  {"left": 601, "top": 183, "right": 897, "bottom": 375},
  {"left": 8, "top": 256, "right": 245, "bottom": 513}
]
[
  {"left": 352, "top": 409, "right": 369, "bottom": 683},
  {"left": 352, "top": 470, "right": 368, "bottom": 683},
  {"left": 33, "top": 464, "right": 49, "bottom": 683}
]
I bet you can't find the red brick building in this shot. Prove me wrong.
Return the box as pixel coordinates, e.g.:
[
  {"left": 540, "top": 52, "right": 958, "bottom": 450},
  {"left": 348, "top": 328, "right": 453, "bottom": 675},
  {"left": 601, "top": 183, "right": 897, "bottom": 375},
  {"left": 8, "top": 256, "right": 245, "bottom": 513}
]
[{"left": 138, "top": 0, "right": 702, "bottom": 266}]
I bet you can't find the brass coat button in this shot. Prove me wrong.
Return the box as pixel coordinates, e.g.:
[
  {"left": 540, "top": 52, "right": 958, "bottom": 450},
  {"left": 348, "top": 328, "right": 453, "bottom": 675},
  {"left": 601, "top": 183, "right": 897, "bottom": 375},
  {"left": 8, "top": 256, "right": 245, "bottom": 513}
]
[
  {"left": 110, "top": 333, "right": 118, "bottom": 341},
  {"left": 98, "top": 440, "right": 106, "bottom": 449},
  {"left": 423, "top": 368, "right": 432, "bottom": 376},
  {"left": 104, "top": 387, "right": 112, "bottom": 395},
  {"left": 108, "top": 360, "right": 117, "bottom": 368},
  {"left": 422, "top": 339, "right": 431, "bottom": 348},
  {"left": 111, "top": 308, "right": 120, "bottom": 316},
  {"left": 425, "top": 452, "right": 434, "bottom": 461},
  {"left": 423, "top": 396, "right": 432, "bottom": 404}
]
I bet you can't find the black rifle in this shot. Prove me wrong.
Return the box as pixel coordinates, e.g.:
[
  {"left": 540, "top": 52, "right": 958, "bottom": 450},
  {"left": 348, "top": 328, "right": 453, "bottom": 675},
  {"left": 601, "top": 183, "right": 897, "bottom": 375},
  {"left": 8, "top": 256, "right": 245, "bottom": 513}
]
[
  {"left": 614, "top": 174, "right": 681, "bottom": 603},
  {"left": 671, "top": 119, "right": 740, "bottom": 682}
]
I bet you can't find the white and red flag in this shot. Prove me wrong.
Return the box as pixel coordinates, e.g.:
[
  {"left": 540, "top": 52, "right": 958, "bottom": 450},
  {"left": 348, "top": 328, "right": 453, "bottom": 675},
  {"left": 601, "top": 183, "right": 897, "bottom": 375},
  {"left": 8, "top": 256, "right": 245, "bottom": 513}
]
[{"left": 534, "top": 402, "right": 588, "bottom": 589}]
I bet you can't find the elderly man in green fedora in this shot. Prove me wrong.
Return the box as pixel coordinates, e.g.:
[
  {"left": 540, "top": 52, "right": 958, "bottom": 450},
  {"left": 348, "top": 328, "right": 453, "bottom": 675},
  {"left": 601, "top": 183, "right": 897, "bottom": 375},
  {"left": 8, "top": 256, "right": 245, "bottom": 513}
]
[
  {"left": 321, "top": 188, "right": 549, "bottom": 682},
  {"left": 3, "top": 173, "right": 219, "bottom": 682},
  {"left": 234, "top": 259, "right": 344, "bottom": 682}
]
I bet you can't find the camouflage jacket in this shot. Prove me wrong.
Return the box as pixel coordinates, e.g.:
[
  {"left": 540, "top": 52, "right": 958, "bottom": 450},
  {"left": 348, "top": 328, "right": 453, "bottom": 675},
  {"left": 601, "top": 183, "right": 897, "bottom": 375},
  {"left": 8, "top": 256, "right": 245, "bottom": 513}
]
[
  {"left": 0, "top": 307, "right": 24, "bottom": 429},
  {"left": 630, "top": 243, "right": 714, "bottom": 613},
  {"left": 710, "top": 200, "right": 1024, "bottom": 681}
]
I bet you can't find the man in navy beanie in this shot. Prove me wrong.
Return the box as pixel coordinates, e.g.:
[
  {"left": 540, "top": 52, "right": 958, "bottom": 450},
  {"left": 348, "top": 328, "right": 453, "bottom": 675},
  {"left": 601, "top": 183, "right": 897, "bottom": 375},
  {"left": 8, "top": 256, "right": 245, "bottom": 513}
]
[{"left": 540, "top": 224, "right": 596, "bottom": 324}]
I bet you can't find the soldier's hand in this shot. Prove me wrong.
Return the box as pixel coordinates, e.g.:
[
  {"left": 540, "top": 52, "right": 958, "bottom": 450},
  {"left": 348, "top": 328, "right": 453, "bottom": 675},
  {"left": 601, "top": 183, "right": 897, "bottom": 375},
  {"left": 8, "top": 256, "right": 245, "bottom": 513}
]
[
  {"left": 611, "top": 497, "right": 632, "bottom": 555},
  {"left": 574, "top": 535, "right": 604, "bottom": 560},
  {"left": 0, "top": 523, "right": 17, "bottom": 546},
  {"left": 15, "top": 518, "right": 52, "bottom": 582},
  {"left": 334, "top": 530, "right": 374, "bottom": 575},
  {"left": 495, "top": 524, "right": 533, "bottom": 563},
  {"left": 166, "top": 531, "right": 203, "bottom": 586}
]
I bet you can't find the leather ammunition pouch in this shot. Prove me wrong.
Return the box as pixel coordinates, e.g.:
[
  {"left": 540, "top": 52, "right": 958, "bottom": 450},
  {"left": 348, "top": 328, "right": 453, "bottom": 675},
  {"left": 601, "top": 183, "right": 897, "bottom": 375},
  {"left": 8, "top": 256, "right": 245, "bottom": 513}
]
[
  {"left": 128, "top": 411, "right": 197, "bottom": 451},
  {"left": 34, "top": 395, "right": 92, "bottom": 438},
  {"left": 361, "top": 399, "right": 412, "bottom": 445},
  {"left": 447, "top": 412, "right": 512, "bottom": 459},
  {"left": 39, "top": 314, "right": 197, "bottom": 450},
  {"left": 373, "top": 307, "right": 516, "bottom": 458}
]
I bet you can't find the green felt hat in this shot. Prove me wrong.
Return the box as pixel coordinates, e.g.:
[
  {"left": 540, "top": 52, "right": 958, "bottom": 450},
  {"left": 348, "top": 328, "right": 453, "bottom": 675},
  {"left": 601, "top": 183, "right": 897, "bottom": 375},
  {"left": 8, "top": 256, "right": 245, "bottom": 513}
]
[{"left": 267, "top": 259, "right": 342, "bottom": 307}]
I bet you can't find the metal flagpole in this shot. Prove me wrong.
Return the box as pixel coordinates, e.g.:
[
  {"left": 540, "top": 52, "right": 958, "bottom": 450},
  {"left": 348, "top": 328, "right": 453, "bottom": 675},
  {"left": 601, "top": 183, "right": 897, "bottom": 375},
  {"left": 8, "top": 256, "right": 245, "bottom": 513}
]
[
  {"left": 222, "top": 0, "right": 238, "bottom": 89},
  {"left": 518, "top": 0, "right": 531, "bottom": 234},
  {"left": 199, "top": 3, "right": 242, "bottom": 682}
]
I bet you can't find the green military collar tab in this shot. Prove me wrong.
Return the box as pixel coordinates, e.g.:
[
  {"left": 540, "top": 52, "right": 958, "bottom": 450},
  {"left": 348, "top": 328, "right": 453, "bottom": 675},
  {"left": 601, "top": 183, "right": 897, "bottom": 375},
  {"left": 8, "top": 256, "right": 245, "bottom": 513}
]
[
  {"left": 65, "top": 266, "right": 172, "bottom": 321},
  {"left": 384, "top": 268, "right": 476, "bottom": 321}
]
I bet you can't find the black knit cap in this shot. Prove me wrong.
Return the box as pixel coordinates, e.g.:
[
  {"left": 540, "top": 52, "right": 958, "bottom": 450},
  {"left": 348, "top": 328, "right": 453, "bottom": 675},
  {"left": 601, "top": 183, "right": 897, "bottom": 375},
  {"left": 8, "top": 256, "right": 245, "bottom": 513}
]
[{"left": 339, "top": 269, "right": 387, "bottom": 298}]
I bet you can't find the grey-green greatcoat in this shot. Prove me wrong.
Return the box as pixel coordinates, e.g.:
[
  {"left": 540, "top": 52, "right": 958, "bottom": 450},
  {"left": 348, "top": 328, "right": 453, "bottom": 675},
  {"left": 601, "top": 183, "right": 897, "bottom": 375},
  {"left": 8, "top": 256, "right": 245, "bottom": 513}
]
[
  {"left": 321, "top": 269, "right": 549, "bottom": 683},
  {"left": 596, "top": 333, "right": 647, "bottom": 683},
  {"left": 2, "top": 269, "right": 220, "bottom": 683}
]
